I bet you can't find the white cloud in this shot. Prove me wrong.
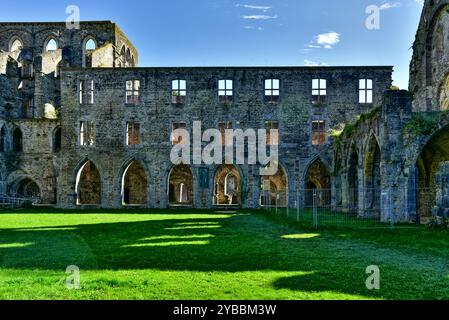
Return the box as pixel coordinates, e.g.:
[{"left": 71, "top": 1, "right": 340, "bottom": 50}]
[
  {"left": 236, "top": 4, "right": 272, "bottom": 12},
  {"left": 316, "top": 32, "right": 340, "bottom": 48},
  {"left": 244, "top": 25, "right": 264, "bottom": 31},
  {"left": 379, "top": 2, "right": 402, "bottom": 10},
  {"left": 243, "top": 14, "right": 278, "bottom": 20},
  {"left": 304, "top": 59, "right": 329, "bottom": 67}
]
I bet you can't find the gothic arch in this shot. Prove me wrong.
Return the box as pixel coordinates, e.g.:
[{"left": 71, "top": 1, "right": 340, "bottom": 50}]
[
  {"left": 9, "top": 36, "right": 23, "bottom": 52},
  {"left": 75, "top": 160, "right": 101, "bottom": 205},
  {"left": 304, "top": 157, "right": 331, "bottom": 207},
  {"left": 364, "top": 134, "right": 381, "bottom": 216},
  {"left": 44, "top": 36, "right": 58, "bottom": 52},
  {"left": 82, "top": 36, "right": 97, "bottom": 68},
  {"left": 167, "top": 164, "right": 194, "bottom": 206},
  {"left": 214, "top": 165, "right": 242, "bottom": 205},
  {"left": 121, "top": 159, "right": 148, "bottom": 206},
  {"left": 260, "top": 163, "right": 289, "bottom": 207},
  {"left": 12, "top": 127, "right": 23, "bottom": 152}
]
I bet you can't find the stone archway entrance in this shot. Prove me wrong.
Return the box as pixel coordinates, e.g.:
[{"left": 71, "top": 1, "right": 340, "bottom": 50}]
[
  {"left": 16, "top": 178, "right": 40, "bottom": 198},
  {"left": 122, "top": 161, "right": 148, "bottom": 205},
  {"left": 214, "top": 165, "right": 241, "bottom": 206},
  {"left": 260, "top": 165, "right": 288, "bottom": 207},
  {"left": 168, "top": 164, "right": 194, "bottom": 206},
  {"left": 76, "top": 160, "right": 101, "bottom": 205},
  {"left": 415, "top": 124, "right": 449, "bottom": 221},
  {"left": 305, "top": 159, "right": 331, "bottom": 207}
]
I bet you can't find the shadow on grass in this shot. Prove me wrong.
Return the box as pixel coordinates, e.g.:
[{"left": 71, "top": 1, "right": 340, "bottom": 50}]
[{"left": 1, "top": 211, "right": 449, "bottom": 299}]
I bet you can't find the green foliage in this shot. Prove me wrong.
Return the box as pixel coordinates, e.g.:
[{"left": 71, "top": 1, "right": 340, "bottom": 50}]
[
  {"left": 334, "top": 106, "right": 381, "bottom": 141},
  {"left": 0, "top": 210, "right": 449, "bottom": 299},
  {"left": 427, "top": 216, "right": 449, "bottom": 230},
  {"left": 403, "top": 112, "right": 446, "bottom": 138}
]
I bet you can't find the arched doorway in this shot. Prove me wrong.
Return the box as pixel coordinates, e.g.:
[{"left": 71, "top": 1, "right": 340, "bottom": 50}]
[
  {"left": 260, "top": 165, "right": 288, "bottom": 207},
  {"left": 168, "top": 164, "right": 194, "bottom": 206},
  {"left": 415, "top": 124, "right": 449, "bottom": 221},
  {"left": 122, "top": 161, "right": 148, "bottom": 205},
  {"left": 304, "top": 159, "right": 331, "bottom": 207},
  {"left": 75, "top": 160, "right": 101, "bottom": 205},
  {"left": 364, "top": 136, "right": 381, "bottom": 217},
  {"left": 214, "top": 165, "right": 241, "bottom": 205},
  {"left": 347, "top": 145, "right": 359, "bottom": 213},
  {"left": 16, "top": 178, "right": 40, "bottom": 199}
]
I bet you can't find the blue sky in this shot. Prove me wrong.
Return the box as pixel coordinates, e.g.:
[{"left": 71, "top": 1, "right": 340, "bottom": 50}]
[{"left": 0, "top": 0, "right": 424, "bottom": 89}]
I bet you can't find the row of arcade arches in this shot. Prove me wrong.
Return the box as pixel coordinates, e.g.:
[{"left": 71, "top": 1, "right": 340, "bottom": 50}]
[{"left": 72, "top": 160, "right": 331, "bottom": 207}]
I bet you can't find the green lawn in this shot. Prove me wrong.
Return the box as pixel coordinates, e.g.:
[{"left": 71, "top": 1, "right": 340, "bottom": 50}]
[{"left": 0, "top": 209, "right": 449, "bottom": 300}]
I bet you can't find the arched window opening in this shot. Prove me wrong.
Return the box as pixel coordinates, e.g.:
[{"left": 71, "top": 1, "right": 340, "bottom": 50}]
[
  {"left": 53, "top": 127, "right": 62, "bottom": 153},
  {"left": 168, "top": 165, "right": 194, "bottom": 206},
  {"left": 10, "top": 38, "right": 23, "bottom": 52},
  {"left": 12, "top": 128, "right": 23, "bottom": 152},
  {"left": 0, "top": 126, "right": 5, "bottom": 152},
  {"left": 83, "top": 38, "right": 97, "bottom": 68},
  {"left": 214, "top": 165, "right": 241, "bottom": 205},
  {"left": 16, "top": 178, "right": 40, "bottom": 199},
  {"left": 45, "top": 38, "right": 58, "bottom": 52}
]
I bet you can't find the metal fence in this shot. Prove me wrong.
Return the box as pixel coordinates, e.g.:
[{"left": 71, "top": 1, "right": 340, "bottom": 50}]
[
  {"left": 263, "top": 188, "right": 397, "bottom": 229},
  {"left": 0, "top": 193, "right": 39, "bottom": 209}
]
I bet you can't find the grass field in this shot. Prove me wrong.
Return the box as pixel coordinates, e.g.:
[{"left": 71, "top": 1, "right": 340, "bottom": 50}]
[{"left": 0, "top": 208, "right": 449, "bottom": 300}]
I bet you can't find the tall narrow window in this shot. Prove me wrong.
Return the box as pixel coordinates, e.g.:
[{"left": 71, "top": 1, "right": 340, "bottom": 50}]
[
  {"left": 312, "top": 120, "right": 326, "bottom": 146},
  {"left": 126, "top": 122, "right": 141, "bottom": 146},
  {"left": 172, "top": 80, "right": 187, "bottom": 104},
  {"left": 45, "top": 38, "right": 58, "bottom": 52},
  {"left": 54, "top": 127, "right": 62, "bottom": 153},
  {"left": 359, "top": 79, "right": 373, "bottom": 104},
  {"left": 10, "top": 38, "right": 23, "bottom": 52},
  {"left": 21, "top": 62, "right": 34, "bottom": 79},
  {"left": 171, "top": 122, "right": 187, "bottom": 145},
  {"left": 218, "top": 121, "right": 233, "bottom": 146},
  {"left": 0, "top": 126, "right": 5, "bottom": 152},
  {"left": 22, "top": 97, "right": 34, "bottom": 118},
  {"left": 265, "top": 79, "right": 280, "bottom": 102},
  {"left": 265, "top": 121, "right": 279, "bottom": 145},
  {"left": 79, "top": 80, "right": 94, "bottom": 105},
  {"left": 83, "top": 38, "right": 96, "bottom": 68},
  {"left": 12, "top": 128, "right": 23, "bottom": 152},
  {"left": 219, "top": 80, "right": 233, "bottom": 103},
  {"left": 312, "top": 79, "right": 327, "bottom": 105},
  {"left": 80, "top": 121, "right": 94, "bottom": 146},
  {"left": 126, "top": 80, "right": 141, "bottom": 105}
]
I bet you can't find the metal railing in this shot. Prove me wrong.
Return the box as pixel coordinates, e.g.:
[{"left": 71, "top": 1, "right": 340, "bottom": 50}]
[
  {"left": 0, "top": 193, "right": 40, "bottom": 209},
  {"left": 263, "top": 188, "right": 395, "bottom": 229}
]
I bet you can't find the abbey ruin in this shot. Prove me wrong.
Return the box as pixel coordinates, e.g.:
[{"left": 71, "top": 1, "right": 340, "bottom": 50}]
[{"left": 0, "top": 0, "right": 448, "bottom": 224}]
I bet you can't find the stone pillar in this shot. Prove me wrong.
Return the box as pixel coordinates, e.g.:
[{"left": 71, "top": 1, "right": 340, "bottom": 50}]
[{"left": 433, "top": 162, "right": 449, "bottom": 219}]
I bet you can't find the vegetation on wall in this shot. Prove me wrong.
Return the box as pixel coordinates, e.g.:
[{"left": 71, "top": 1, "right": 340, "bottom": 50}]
[
  {"left": 403, "top": 111, "right": 449, "bottom": 140},
  {"left": 331, "top": 106, "right": 381, "bottom": 141}
]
